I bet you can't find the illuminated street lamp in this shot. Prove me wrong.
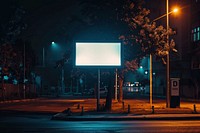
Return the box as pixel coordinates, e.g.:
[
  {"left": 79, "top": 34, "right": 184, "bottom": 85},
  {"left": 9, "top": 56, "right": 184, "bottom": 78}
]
[
  {"left": 150, "top": 1, "right": 179, "bottom": 108},
  {"left": 43, "top": 42, "right": 58, "bottom": 67},
  {"left": 152, "top": 7, "right": 179, "bottom": 22}
]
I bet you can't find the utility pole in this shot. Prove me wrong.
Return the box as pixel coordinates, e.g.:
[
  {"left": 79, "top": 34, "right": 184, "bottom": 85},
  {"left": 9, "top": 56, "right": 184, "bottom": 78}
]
[
  {"left": 23, "top": 42, "right": 26, "bottom": 99},
  {"left": 150, "top": 54, "right": 153, "bottom": 107},
  {"left": 166, "top": 0, "right": 170, "bottom": 108},
  {"left": 115, "top": 68, "right": 118, "bottom": 101},
  {"left": 97, "top": 69, "right": 100, "bottom": 111},
  {"left": 61, "top": 66, "right": 65, "bottom": 94}
]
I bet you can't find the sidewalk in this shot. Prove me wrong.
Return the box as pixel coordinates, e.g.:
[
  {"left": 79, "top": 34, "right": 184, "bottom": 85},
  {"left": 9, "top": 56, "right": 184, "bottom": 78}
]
[
  {"left": 1, "top": 97, "right": 200, "bottom": 121},
  {"left": 51, "top": 98, "right": 200, "bottom": 121}
]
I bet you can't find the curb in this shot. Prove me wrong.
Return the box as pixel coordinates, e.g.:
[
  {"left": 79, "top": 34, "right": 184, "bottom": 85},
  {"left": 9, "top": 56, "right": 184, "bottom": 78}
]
[{"left": 51, "top": 113, "right": 200, "bottom": 121}]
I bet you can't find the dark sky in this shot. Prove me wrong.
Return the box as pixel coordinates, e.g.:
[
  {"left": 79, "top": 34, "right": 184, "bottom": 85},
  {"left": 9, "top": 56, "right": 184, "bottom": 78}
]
[
  {"left": 1, "top": 0, "right": 83, "bottom": 43},
  {"left": 1, "top": 0, "right": 88, "bottom": 62},
  {"left": 0, "top": 0, "right": 160, "bottom": 55},
  {"left": 1, "top": 0, "right": 129, "bottom": 66}
]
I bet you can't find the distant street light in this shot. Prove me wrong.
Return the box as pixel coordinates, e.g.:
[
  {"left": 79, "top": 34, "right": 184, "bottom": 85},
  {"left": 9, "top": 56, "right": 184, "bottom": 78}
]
[
  {"left": 43, "top": 42, "right": 58, "bottom": 67},
  {"left": 51, "top": 42, "right": 57, "bottom": 47},
  {"left": 144, "top": 70, "right": 148, "bottom": 75},
  {"left": 43, "top": 42, "right": 65, "bottom": 94}
]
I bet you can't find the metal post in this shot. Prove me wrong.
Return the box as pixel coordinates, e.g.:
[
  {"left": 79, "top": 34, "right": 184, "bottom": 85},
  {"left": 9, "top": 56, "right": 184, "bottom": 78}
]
[
  {"left": 70, "top": 80, "right": 73, "bottom": 93},
  {"left": 42, "top": 47, "right": 45, "bottom": 67},
  {"left": 81, "top": 106, "right": 84, "bottom": 115},
  {"left": 122, "top": 101, "right": 125, "bottom": 110},
  {"left": 23, "top": 42, "right": 26, "bottom": 99},
  {"left": 152, "top": 106, "right": 155, "bottom": 114},
  {"left": 128, "top": 104, "right": 130, "bottom": 113},
  {"left": 61, "top": 67, "right": 65, "bottom": 94},
  {"left": 76, "top": 79, "right": 78, "bottom": 93},
  {"left": 115, "top": 68, "right": 118, "bottom": 101},
  {"left": 150, "top": 54, "right": 153, "bottom": 107},
  {"left": 194, "top": 104, "right": 197, "bottom": 113},
  {"left": 166, "top": 0, "right": 170, "bottom": 108},
  {"left": 97, "top": 69, "right": 100, "bottom": 111}
]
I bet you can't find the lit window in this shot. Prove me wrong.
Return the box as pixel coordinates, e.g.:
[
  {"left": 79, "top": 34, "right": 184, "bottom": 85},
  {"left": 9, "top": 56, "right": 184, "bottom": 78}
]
[
  {"left": 198, "top": 32, "right": 200, "bottom": 41},
  {"left": 192, "top": 27, "right": 200, "bottom": 42}
]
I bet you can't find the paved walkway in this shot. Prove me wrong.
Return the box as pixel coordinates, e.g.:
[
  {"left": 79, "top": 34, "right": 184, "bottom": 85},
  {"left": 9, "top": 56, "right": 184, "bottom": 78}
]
[{"left": 1, "top": 97, "right": 200, "bottom": 120}]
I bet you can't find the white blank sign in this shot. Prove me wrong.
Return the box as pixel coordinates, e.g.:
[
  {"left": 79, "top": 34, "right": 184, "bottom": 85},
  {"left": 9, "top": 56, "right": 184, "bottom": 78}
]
[{"left": 75, "top": 42, "right": 121, "bottom": 67}]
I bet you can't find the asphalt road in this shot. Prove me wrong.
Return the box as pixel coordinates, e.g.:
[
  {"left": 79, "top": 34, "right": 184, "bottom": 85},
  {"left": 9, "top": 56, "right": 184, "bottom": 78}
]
[{"left": 1, "top": 113, "right": 200, "bottom": 133}]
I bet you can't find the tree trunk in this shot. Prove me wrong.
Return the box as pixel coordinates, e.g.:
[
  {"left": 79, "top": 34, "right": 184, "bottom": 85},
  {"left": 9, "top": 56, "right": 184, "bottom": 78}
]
[
  {"left": 105, "top": 71, "right": 114, "bottom": 111},
  {"left": 118, "top": 77, "right": 123, "bottom": 102}
]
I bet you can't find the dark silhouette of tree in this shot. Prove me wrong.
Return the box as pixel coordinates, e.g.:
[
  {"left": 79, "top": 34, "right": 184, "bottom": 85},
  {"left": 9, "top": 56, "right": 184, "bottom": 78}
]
[
  {"left": 0, "top": 3, "right": 36, "bottom": 99},
  {"left": 0, "top": 6, "right": 27, "bottom": 43}
]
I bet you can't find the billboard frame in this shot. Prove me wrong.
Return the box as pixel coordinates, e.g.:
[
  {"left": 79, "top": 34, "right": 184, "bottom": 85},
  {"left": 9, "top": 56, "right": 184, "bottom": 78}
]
[{"left": 73, "top": 41, "right": 123, "bottom": 68}]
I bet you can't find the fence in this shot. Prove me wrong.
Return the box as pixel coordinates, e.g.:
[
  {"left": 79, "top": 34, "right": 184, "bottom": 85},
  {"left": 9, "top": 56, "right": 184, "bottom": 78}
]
[{"left": 0, "top": 84, "right": 37, "bottom": 100}]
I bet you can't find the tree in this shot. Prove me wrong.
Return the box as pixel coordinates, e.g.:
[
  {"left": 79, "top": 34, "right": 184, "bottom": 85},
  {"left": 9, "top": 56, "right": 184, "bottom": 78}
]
[
  {"left": 0, "top": 4, "right": 36, "bottom": 99},
  {"left": 0, "top": 6, "right": 27, "bottom": 43},
  {"left": 118, "top": 0, "right": 176, "bottom": 101},
  {"left": 0, "top": 43, "right": 21, "bottom": 84}
]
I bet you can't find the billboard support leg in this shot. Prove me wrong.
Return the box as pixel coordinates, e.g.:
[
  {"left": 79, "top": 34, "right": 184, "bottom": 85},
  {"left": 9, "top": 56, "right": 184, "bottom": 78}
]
[{"left": 97, "top": 69, "right": 100, "bottom": 111}]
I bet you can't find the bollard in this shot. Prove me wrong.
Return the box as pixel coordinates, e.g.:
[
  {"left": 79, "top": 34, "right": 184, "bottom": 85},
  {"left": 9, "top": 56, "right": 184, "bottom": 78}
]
[
  {"left": 62, "top": 108, "right": 72, "bottom": 116},
  {"left": 81, "top": 106, "right": 84, "bottom": 116},
  {"left": 128, "top": 104, "right": 130, "bottom": 113},
  {"left": 77, "top": 104, "right": 80, "bottom": 109},
  {"left": 122, "top": 101, "right": 125, "bottom": 110},
  {"left": 194, "top": 104, "right": 197, "bottom": 113},
  {"left": 152, "top": 106, "right": 154, "bottom": 114},
  {"left": 68, "top": 108, "right": 72, "bottom": 116}
]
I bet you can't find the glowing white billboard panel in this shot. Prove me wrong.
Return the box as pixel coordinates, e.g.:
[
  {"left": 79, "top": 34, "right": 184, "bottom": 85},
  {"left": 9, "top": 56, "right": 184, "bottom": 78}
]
[{"left": 75, "top": 42, "right": 121, "bottom": 67}]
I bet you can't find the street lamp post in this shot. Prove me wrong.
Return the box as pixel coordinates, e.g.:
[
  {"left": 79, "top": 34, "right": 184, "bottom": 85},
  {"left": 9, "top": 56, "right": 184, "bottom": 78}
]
[
  {"left": 150, "top": 54, "right": 153, "bottom": 107},
  {"left": 23, "top": 42, "right": 26, "bottom": 99},
  {"left": 151, "top": 1, "right": 178, "bottom": 108},
  {"left": 42, "top": 47, "right": 45, "bottom": 67},
  {"left": 166, "top": 0, "right": 170, "bottom": 108}
]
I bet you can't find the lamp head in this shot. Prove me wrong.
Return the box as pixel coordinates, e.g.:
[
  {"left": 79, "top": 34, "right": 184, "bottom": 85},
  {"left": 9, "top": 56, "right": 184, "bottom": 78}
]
[{"left": 173, "top": 8, "right": 178, "bottom": 13}]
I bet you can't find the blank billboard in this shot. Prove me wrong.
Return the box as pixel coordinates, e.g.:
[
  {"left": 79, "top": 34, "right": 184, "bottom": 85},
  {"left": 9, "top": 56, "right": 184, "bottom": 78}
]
[{"left": 75, "top": 42, "right": 122, "bottom": 67}]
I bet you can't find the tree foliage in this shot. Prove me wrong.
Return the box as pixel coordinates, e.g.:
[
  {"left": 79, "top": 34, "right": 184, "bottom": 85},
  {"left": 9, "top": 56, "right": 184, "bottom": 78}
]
[
  {"left": 0, "top": 4, "right": 35, "bottom": 85},
  {"left": 117, "top": 0, "right": 177, "bottom": 102},
  {"left": 0, "top": 6, "right": 27, "bottom": 43},
  {"left": 120, "top": 0, "right": 177, "bottom": 64}
]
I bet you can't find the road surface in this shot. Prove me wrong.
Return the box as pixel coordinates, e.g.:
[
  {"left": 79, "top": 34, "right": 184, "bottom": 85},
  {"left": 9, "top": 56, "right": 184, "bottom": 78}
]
[{"left": 1, "top": 113, "right": 200, "bottom": 133}]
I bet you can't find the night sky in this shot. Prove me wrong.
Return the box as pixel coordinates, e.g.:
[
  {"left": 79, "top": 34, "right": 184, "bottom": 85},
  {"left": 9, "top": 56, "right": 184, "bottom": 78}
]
[
  {"left": 1, "top": 0, "right": 86, "bottom": 53},
  {"left": 0, "top": 0, "right": 125, "bottom": 58}
]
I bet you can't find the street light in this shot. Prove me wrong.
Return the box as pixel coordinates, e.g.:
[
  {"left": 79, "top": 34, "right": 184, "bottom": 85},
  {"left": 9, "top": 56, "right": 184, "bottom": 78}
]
[
  {"left": 166, "top": 0, "right": 179, "bottom": 108},
  {"left": 150, "top": 1, "right": 179, "bottom": 108},
  {"left": 43, "top": 42, "right": 58, "bottom": 67},
  {"left": 152, "top": 7, "right": 179, "bottom": 22}
]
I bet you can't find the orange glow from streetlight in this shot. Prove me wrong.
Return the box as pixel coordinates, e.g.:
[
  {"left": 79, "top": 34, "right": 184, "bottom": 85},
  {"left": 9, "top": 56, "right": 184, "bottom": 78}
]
[{"left": 173, "top": 7, "right": 178, "bottom": 13}]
